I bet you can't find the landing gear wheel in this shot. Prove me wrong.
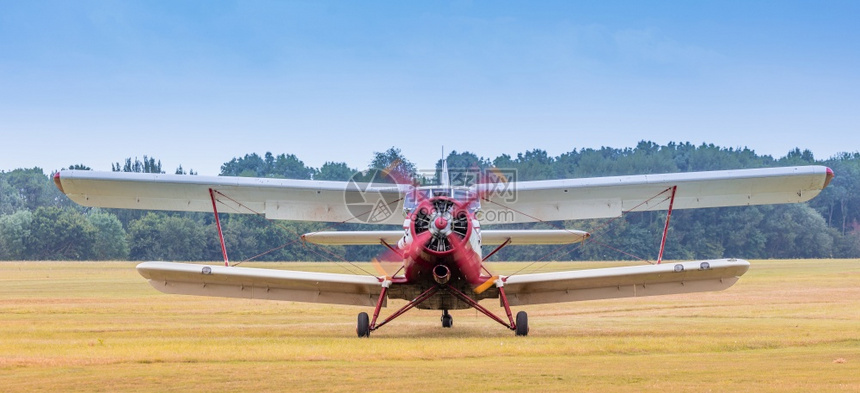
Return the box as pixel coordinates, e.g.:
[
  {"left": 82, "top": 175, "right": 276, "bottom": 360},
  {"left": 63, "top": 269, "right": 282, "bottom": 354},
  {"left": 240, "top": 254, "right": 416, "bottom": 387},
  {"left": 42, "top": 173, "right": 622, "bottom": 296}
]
[
  {"left": 515, "top": 311, "right": 529, "bottom": 336},
  {"left": 441, "top": 310, "right": 453, "bottom": 328},
  {"left": 357, "top": 312, "right": 370, "bottom": 337}
]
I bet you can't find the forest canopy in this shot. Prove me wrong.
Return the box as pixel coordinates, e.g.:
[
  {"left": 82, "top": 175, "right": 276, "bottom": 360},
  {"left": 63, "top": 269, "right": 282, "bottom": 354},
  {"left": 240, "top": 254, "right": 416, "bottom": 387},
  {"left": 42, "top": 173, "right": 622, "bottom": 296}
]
[{"left": 1, "top": 143, "right": 858, "bottom": 262}]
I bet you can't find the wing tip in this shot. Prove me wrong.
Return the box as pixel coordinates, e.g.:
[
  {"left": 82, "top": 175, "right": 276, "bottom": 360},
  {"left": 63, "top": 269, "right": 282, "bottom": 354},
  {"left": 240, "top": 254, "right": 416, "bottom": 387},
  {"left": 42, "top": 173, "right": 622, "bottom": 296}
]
[
  {"left": 53, "top": 171, "right": 65, "bottom": 194},
  {"left": 824, "top": 167, "right": 834, "bottom": 189}
]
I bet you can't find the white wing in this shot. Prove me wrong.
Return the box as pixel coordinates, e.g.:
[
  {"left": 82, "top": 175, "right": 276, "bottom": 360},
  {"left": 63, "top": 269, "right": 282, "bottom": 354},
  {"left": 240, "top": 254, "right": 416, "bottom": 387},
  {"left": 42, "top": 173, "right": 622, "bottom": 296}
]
[
  {"left": 137, "top": 262, "right": 384, "bottom": 306},
  {"left": 480, "top": 229, "right": 589, "bottom": 245},
  {"left": 300, "top": 229, "right": 590, "bottom": 245},
  {"left": 56, "top": 166, "right": 832, "bottom": 226},
  {"left": 137, "top": 259, "right": 748, "bottom": 307},
  {"left": 502, "top": 258, "right": 749, "bottom": 306},
  {"left": 301, "top": 231, "right": 403, "bottom": 245},
  {"left": 55, "top": 170, "right": 407, "bottom": 225},
  {"left": 478, "top": 166, "right": 833, "bottom": 223}
]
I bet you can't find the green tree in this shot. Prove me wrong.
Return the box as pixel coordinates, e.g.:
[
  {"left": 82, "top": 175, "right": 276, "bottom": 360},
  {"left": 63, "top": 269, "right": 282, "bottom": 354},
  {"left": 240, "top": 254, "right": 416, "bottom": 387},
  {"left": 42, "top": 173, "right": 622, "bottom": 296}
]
[
  {"left": 760, "top": 204, "right": 835, "bottom": 258},
  {"left": 127, "top": 213, "right": 207, "bottom": 261},
  {"left": 315, "top": 162, "right": 356, "bottom": 181},
  {"left": 810, "top": 152, "right": 860, "bottom": 235},
  {"left": 3, "top": 168, "right": 57, "bottom": 211},
  {"left": 221, "top": 152, "right": 313, "bottom": 179},
  {"left": 1, "top": 141, "right": 855, "bottom": 262},
  {"left": 269, "top": 153, "right": 314, "bottom": 179},
  {"left": 174, "top": 165, "right": 197, "bottom": 175},
  {"left": 28, "top": 207, "right": 96, "bottom": 260},
  {"left": 0, "top": 174, "right": 25, "bottom": 215},
  {"left": 434, "top": 150, "right": 489, "bottom": 186},
  {"left": 88, "top": 210, "right": 129, "bottom": 260},
  {"left": 779, "top": 148, "right": 816, "bottom": 165},
  {"left": 112, "top": 156, "right": 164, "bottom": 173},
  {"left": 127, "top": 213, "right": 162, "bottom": 260},
  {"left": 0, "top": 210, "right": 32, "bottom": 260},
  {"left": 159, "top": 215, "right": 207, "bottom": 260},
  {"left": 221, "top": 153, "right": 267, "bottom": 177},
  {"left": 367, "top": 147, "right": 417, "bottom": 183},
  {"left": 493, "top": 149, "right": 555, "bottom": 181}
]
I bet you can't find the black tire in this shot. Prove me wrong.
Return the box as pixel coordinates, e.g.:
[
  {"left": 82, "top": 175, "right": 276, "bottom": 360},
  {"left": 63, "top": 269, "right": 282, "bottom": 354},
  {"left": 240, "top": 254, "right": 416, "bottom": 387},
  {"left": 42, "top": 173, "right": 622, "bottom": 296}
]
[
  {"left": 357, "top": 312, "right": 370, "bottom": 337},
  {"left": 441, "top": 314, "right": 453, "bottom": 328},
  {"left": 515, "top": 311, "right": 529, "bottom": 336}
]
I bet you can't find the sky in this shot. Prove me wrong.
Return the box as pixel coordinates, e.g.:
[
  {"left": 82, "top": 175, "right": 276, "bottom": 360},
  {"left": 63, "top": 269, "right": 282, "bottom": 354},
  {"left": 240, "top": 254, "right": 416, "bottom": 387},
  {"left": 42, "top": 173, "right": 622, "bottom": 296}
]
[{"left": 1, "top": 0, "right": 858, "bottom": 176}]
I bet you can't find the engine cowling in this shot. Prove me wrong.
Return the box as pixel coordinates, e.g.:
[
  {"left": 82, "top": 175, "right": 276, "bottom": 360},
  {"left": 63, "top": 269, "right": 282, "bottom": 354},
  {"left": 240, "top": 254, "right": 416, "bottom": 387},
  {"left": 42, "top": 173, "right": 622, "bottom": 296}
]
[{"left": 408, "top": 196, "right": 472, "bottom": 258}]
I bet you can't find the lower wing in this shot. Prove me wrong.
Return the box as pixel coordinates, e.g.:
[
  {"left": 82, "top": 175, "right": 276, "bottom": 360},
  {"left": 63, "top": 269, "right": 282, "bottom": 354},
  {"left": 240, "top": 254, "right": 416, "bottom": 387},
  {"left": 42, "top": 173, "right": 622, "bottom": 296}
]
[
  {"left": 137, "top": 262, "right": 384, "bottom": 307},
  {"left": 502, "top": 258, "right": 749, "bottom": 306}
]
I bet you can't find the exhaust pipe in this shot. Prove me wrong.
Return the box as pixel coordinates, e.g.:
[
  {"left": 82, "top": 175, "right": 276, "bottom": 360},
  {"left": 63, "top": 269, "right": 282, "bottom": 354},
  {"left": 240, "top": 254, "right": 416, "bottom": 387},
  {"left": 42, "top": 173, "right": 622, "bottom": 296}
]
[{"left": 433, "top": 264, "right": 451, "bottom": 285}]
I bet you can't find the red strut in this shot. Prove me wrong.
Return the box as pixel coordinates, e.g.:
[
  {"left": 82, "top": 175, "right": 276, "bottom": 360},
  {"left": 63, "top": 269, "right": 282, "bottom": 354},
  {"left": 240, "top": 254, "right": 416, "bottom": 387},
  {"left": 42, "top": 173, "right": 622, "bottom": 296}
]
[
  {"left": 209, "top": 188, "right": 229, "bottom": 267},
  {"left": 657, "top": 186, "right": 677, "bottom": 264}
]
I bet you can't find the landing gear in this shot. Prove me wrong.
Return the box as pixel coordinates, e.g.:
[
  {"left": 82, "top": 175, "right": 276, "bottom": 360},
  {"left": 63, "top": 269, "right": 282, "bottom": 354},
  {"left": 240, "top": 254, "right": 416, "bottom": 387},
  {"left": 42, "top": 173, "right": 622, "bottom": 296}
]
[
  {"left": 515, "top": 311, "right": 529, "bottom": 336},
  {"left": 358, "top": 282, "right": 530, "bottom": 337},
  {"left": 441, "top": 309, "right": 453, "bottom": 328},
  {"left": 357, "top": 312, "right": 370, "bottom": 337}
]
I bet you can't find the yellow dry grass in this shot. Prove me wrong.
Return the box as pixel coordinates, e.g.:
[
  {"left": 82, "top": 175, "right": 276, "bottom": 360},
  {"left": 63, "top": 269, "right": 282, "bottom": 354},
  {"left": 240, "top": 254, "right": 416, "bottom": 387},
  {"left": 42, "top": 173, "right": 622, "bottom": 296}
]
[{"left": 1, "top": 259, "right": 859, "bottom": 392}]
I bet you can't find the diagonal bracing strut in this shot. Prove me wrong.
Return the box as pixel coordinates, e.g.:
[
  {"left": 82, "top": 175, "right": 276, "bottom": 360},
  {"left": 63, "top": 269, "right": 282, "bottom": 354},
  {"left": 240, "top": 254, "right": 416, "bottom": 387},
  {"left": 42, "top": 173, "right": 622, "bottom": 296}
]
[
  {"left": 368, "top": 281, "right": 517, "bottom": 332},
  {"left": 370, "top": 285, "right": 439, "bottom": 331},
  {"left": 656, "top": 185, "right": 678, "bottom": 264},
  {"left": 209, "top": 188, "right": 229, "bottom": 267}
]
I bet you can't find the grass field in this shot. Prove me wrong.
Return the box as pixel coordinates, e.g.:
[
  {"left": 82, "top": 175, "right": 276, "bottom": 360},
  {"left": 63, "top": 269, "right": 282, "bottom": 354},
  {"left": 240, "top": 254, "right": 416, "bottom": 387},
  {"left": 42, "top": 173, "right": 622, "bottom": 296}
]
[{"left": 1, "top": 259, "right": 859, "bottom": 392}]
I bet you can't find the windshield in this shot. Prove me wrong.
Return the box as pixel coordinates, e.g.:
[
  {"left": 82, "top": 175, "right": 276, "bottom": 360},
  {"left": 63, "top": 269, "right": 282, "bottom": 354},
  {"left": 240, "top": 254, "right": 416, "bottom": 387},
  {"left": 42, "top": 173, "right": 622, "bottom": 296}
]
[{"left": 403, "top": 187, "right": 480, "bottom": 214}]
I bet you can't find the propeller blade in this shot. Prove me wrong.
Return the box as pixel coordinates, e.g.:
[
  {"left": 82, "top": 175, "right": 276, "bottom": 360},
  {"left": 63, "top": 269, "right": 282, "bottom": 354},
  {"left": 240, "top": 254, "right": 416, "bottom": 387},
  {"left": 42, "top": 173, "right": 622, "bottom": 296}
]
[
  {"left": 370, "top": 257, "right": 390, "bottom": 278},
  {"left": 473, "top": 275, "right": 499, "bottom": 294}
]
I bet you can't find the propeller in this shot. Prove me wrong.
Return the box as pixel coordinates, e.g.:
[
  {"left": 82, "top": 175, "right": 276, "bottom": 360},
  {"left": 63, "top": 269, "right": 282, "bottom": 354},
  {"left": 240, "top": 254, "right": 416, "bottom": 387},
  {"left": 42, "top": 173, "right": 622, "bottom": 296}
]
[
  {"left": 366, "top": 161, "right": 510, "bottom": 293},
  {"left": 362, "top": 159, "right": 422, "bottom": 279},
  {"left": 371, "top": 246, "right": 404, "bottom": 278},
  {"left": 473, "top": 275, "right": 499, "bottom": 294}
]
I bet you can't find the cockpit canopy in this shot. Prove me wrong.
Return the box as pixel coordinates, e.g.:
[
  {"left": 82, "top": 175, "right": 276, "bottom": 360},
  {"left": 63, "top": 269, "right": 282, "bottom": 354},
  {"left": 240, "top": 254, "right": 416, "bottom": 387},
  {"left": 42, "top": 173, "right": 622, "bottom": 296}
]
[{"left": 403, "top": 187, "right": 480, "bottom": 216}]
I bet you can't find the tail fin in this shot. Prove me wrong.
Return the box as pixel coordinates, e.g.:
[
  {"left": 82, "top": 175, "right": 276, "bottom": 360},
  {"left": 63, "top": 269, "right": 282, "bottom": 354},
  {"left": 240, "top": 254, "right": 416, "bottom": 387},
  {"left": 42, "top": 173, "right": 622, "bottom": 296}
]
[{"left": 441, "top": 147, "right": 450, "bottom": 187}]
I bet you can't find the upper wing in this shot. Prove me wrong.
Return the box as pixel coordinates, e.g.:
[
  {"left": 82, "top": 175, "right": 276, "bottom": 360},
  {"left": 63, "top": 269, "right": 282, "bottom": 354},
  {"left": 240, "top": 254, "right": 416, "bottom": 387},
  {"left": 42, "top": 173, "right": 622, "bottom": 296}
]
[
  {"left": 56, "top": 166, "right": 832, "bottom": 226},
  {"left": 137, "top": 262, "right": 384, "bottom": 306},
  {"left": 54, "top": 170, "right": 406, "bottom": 225},
  {"left": 502, "top": 258, "right": 750, "bottom": 306},
  {"left": 479, "top": 166, "right": 833, "bottom": 223}
]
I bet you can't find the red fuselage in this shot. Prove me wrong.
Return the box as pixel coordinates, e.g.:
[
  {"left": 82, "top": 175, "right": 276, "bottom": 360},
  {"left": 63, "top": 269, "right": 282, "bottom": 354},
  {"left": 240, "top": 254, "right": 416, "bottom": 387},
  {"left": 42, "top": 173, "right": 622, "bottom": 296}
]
[{"left": 399, "top": 196, "right": 484, "bottom": 288}]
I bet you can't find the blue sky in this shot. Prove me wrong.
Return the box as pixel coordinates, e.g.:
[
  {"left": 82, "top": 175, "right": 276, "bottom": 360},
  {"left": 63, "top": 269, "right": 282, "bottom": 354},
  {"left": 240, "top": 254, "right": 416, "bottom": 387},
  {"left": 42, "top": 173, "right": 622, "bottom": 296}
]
[{"left": 1, "top": 1, "right": 858, "bottom": 175}]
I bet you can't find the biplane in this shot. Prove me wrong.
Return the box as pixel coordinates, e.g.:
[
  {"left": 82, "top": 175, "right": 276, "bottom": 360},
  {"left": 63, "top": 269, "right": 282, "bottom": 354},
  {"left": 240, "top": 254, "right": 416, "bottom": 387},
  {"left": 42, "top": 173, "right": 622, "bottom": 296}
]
[{"left": 53, "top": 163, "right": 833, "bottom": 336}]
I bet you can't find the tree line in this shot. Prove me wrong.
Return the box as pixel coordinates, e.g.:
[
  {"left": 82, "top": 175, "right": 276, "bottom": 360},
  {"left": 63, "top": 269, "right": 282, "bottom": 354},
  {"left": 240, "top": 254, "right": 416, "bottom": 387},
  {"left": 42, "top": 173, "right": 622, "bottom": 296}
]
[{"left": 1, "top": 142, "right": 858, "bottom": 262}]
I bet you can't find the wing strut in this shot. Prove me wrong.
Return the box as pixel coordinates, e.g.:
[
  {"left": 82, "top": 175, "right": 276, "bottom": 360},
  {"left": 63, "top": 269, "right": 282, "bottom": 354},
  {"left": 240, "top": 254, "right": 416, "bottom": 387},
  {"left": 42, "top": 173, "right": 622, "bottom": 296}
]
[
  {"left": 447, "top": 282, "right": 517, "bottom": 330},
  {"left": 380, "top": 239, "right": 403, "bottom": 259},
  {"left": 209, "top": 188, "right": 229, "bottom": 267},
  {"left": 370, "top": 285, "right": 439, "bottom": 331},
  {"left": 482, "top": 238, "right": 512, "bottom": 262},
  {"left": 656, "top": 185, "right": 677, "bottom": 264}
]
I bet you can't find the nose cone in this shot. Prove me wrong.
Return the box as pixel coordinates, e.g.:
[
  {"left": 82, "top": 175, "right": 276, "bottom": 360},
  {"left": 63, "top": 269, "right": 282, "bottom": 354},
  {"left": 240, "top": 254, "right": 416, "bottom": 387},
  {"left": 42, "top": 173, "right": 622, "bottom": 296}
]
[{"left": 434, "top": 217, "right": 448, "bottom": 230}]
